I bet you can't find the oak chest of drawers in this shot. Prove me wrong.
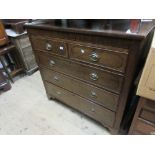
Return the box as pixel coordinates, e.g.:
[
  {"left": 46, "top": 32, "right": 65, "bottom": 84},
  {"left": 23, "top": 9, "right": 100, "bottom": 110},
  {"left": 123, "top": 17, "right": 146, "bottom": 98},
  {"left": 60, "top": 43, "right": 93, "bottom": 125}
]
[{"left": 25, "top": 20, "right": 155, "bottom": 134}]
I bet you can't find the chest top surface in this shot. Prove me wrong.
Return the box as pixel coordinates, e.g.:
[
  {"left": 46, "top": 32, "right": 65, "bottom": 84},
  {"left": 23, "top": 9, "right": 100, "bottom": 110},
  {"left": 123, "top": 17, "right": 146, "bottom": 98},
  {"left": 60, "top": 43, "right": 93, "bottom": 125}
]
[{"left": 25, "top": 19, "right": 155, "bottom": 40}]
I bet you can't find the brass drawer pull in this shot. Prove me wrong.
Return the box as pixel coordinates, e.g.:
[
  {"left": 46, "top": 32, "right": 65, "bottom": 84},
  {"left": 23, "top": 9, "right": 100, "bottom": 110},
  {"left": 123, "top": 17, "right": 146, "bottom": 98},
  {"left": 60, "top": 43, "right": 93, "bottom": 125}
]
[
  {"left": 46, "top": 43, "right": 52, "bottom": 51},
  {"left": 49, "top": 60, "right": 55, "bottom": 66},
  {"left": 80, "top": 49, "right": 85, "bottom": 54},
  {"left": 54, "top": 76, "right": 59, "bottom": 81},
  {"left": 59, "top": 46, "right": 64, "bottom": 50},
  {"left": 90, "top": 73, "right": 98, "bottom": 81},
  {"left": 56, "top": 91, "right": 61, "bottom": 95},
  {"left": 90, "top": 91, "right": 97, "bottom": 98},
  {"left": 59, "top": 45, "right": 64, "bottom": 54},
  {"left": 91, "top": 108, "right": 95, "bottom": 112},
  {"left": 90, "top": 52, "right": 99, "bottom": 62}
]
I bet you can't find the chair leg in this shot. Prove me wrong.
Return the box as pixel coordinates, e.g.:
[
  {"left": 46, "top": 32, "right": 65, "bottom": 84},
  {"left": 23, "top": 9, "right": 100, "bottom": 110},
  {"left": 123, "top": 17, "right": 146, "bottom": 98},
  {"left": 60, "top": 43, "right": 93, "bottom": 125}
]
[{"left": 0, "top": 56, "right": 14, "bottom": 83}]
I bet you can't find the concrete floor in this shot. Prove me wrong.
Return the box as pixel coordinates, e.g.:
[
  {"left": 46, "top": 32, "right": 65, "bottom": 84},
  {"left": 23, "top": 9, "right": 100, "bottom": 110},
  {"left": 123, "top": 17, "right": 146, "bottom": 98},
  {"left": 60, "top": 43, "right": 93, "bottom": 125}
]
[{"left": 0, "top": 71, "right": 110, "bottom": 135}]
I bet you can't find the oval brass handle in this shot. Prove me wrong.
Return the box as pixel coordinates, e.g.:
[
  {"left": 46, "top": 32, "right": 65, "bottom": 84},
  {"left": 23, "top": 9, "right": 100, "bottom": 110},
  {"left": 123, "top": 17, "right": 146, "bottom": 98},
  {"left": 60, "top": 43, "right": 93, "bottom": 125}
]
[
  {"left": 46, "top": 43, "right": 52, "bottom": 51},
  {"left": 59, "top": 46, "right": 64, "bottom": 54},
  {"left": 90, "top": 91, "right": 97, "bottom": 98},
  {"left": 56, "top": 91, "right": 61, "bottom": 95},
  {"left": 49, "top": 60, "right": 55, "bottom": 66},
  {"left": 90, "top": 73, "right": 98, "bottom": 81},
  {"left": 91, "top": 108, "right": 95, "bottom": 112},
  {"left": 54, "top": 76, "right": 59, "bottom": 81},
  {"left": 89, "top": 52, "right": 99, "bottom": 62},
  {"left": 80, "top": 49, "right": 85, "bottom": 54},
  {"left": 59, "top": 46, "right": 64, "bottom": 50}
]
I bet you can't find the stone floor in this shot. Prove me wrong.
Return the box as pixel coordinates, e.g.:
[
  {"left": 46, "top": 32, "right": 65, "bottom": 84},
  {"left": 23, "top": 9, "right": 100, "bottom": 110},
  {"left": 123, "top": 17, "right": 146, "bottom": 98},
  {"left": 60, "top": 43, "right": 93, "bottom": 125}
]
[{"left": 0, "top": 71, "right": 110, "bottom": 135}]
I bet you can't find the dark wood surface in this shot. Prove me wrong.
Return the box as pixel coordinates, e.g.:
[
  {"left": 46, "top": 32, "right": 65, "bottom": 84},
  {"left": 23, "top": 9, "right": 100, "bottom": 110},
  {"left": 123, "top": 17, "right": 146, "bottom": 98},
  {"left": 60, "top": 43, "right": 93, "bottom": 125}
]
[
  {"left": 0, "top": 44, "right": 15, "bottom": 55},
  {"left": 41, "top": 67, "right": 119, "bottom": 111},
  {"left": 68, "top": 42, "right": 128, "bottom": 73},
  {"left": 31, "top": 36, "right": 68, "bottom": 58},
  {"left": 26, "top": 20, "right": 155, "bottom": 134},
  {"left": 45, "top": 81, "right": 115, "bottom": 127},
  {"left": 37, "top": 52, "right": 123, "bottom": 94},
  {"left": 129, "top": 97, "right": 155, "bottom": 135},
  {"left": 25, "top": 19, "right": 155, "bottom": 40},
  {"left": 0, "top": 44, "right": 24, "bottom": 82},
  {"left": 3, "top": 19, "right": 30, "bottom": 34}
]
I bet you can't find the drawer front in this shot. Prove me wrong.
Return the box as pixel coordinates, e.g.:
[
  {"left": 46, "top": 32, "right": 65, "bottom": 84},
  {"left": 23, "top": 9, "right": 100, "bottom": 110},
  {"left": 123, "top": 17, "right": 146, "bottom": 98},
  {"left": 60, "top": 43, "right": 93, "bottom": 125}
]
[
  {"left": 69, "top": 43, "right": 128, "bottom": 73},
  {"left": 44, "top": 81, "right": 115, "bottom": 127},
  {"left": 41, "top": 68, "right": 119, "bottom": 111},
  {"left": 134, "top": 118, "right": 155, "bottom": 135},
  {"left": 140, "top": 109, "right": 155, "bottom": 124},
  {"left": 31, "top": 36, "right": 68, "bottom": 57},
  {"left": 38, "top": 53, "right": 123, "bottom": 93}
]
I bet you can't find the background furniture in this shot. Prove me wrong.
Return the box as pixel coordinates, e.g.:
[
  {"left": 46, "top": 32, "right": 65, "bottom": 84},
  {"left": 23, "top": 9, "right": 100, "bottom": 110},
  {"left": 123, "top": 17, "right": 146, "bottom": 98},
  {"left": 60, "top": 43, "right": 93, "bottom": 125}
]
[
  {"left": 7, "top": 32, "right": 38, "bottom": 75},
  {"left": 0, "top": 21, "right": 12, "bottom": 93},
  {"left": 0, "top": 21, "right": 8, "bottom": 46},
  {"left": 129, "top": 30, "right": 155, "bottom": 135},
  {"left": 0, "top": 44, "right": 23, "bottom": 82},
  {"left": 3, "top": 20, "right": 38, "bottom": 75},
  {"left": 26, "top": 19, "right": 155, "bottom": 134},
  {"left": 0, "top": 69, "right": 11, "bottom": 94},
  {"left": 137, "top": 32, "right": 155, "bottom": 101},
  {"left": 2, "top": 19, "right": 30, "bottom": 34},
  {"left": 129, "top": 97, "right": 155, "bottom": 134},
  {"left": 0, "top": 21, "right": 24, "bottom": 83}
]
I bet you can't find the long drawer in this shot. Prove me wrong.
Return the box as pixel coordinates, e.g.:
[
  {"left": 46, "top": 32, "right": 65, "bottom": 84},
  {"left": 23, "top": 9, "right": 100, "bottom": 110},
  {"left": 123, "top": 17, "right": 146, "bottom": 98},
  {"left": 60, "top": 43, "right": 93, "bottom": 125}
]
[
  {"left": 44, "top": 81, "right": 115, "bottom": 127},
  {"left": 140, "top": 109, "right": 155, "bottom": 124},
  {"left": 37, "top": 52, "right": 123, "bottom": 94},
  {"left": 41, "top": 68, "right": 119, "bottom": 111},
  {"left": 69, "top": 43, "right": 128, "bottom": 73},
  {"left": 134, "top": 118, "right": 155, "bottom": 135}
]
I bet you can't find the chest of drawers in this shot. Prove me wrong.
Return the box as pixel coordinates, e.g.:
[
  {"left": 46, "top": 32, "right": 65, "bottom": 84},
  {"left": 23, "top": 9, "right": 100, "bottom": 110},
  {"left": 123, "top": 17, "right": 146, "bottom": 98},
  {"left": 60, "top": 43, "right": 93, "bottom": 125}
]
[{"left": 25, "top": 20, "right": 155, "bottom": 134}]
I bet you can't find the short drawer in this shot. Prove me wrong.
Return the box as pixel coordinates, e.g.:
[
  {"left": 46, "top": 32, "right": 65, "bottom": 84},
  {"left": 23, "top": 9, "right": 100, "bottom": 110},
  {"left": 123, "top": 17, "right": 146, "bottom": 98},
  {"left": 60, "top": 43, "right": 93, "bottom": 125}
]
[
  {"left": 44, "top": 81, "right": 115, "bottom": 127},
  {"left": 134, "top": 118, "right": 155, "bottom": 135},
  {"left": 140, "top": 109, "right": 155, "bottom": 124},
  {"left": 41, "top": 68, "right": 119, "bottom": 111},
  {"left": 31, "top": 36, "right": 68, "bottom": 57},
  {"left": 38, "top": 53, "right": 123, "bottom": 94},
  {"left": 69, "top": 43, "right": 128, "bottom": 73}
]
